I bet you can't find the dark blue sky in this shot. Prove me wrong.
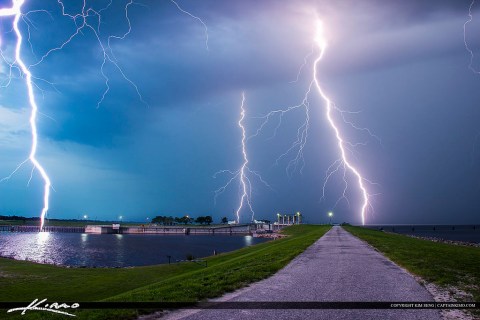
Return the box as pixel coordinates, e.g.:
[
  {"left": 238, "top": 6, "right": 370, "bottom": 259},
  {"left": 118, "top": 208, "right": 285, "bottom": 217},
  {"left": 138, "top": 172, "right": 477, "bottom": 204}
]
[{"left": 1, "top": 0, "right": 480, "bottom": 225}]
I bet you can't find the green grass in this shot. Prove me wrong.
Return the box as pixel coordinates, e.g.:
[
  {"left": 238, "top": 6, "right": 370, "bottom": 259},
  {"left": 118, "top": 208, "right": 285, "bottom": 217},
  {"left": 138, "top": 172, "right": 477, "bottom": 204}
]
[
  {"left": 344, "top": 226, "right": 480, "bottom": 303},
  {"left": 1, "top": 225, "right": 330, "bottom": 319}
]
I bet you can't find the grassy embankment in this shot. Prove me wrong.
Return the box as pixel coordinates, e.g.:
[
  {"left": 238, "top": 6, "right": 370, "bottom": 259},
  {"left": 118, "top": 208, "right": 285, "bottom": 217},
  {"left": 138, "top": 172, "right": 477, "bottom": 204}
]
[
  {"left": 1, "top": 224, "right": 330, "bottom": 320},
  {"left": 344, "top": 226, "right": 480, "bottom": 305}
]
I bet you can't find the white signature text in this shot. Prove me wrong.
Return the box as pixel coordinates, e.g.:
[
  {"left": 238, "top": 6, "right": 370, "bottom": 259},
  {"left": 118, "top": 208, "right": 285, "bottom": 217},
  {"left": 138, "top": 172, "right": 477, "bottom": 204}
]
[{"left": 7, "top": 298, "right": 79, "bottom": 317}]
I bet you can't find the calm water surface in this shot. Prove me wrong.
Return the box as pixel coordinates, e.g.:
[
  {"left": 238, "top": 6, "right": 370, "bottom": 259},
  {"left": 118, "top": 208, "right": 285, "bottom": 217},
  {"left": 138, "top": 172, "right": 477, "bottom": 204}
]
[{"left": 0, "top": 233, "right": 267, "bottom": 267}]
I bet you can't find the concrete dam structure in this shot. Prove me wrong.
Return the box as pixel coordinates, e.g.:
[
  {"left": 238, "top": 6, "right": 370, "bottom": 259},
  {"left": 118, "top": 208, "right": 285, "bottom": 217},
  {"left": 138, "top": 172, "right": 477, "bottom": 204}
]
[{"left": 85, "top": 224, "right": 256, "bottom": 235}]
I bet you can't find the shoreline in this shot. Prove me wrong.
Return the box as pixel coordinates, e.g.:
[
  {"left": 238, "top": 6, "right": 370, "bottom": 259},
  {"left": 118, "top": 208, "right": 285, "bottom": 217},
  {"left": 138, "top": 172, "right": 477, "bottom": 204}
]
[
  {"left": 0, "top": 233, "right": 271, "bottom": 269},
  {"left": 0, "top": 225, "right": 331, "bottom": 320},
  {"left": 400, "top": 233, "right": 480, "bottom": 248}
]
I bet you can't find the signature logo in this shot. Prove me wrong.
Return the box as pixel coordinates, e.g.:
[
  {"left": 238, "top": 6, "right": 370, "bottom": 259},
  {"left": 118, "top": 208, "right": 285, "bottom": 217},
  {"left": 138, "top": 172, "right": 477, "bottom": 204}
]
[{"left": 7, "top": 298, "right": 79, "bottom": 317}]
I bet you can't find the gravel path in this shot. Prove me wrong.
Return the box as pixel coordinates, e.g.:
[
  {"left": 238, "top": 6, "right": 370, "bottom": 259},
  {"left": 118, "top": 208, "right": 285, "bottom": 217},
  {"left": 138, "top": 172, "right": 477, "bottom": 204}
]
[{"left": 159, "top": 226, "right": 442, "bottom": 320}]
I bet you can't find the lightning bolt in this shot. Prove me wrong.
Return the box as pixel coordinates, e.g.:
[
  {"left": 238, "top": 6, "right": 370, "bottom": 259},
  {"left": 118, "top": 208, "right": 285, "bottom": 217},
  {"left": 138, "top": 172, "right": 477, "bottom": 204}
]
[
  {"left": 252, "top": 20, "right": 374, "bottom": 225},
  {"left": 170, "top": 0, "right": 209, "bottom": 51},
  {"left": 250, "top": 93, "right": 311, "bottom": 176},
  {"left": 0, "top": 0, "right": 51, "bottom": 230},
  {"left": 313, "top": 21, "right": 370, "bottom": 225},
  {"left": 235, "top": 93, "right": 252, "bottom": 223},
  {"left": 1, "top": 0, "right": 209, "bottom": 231},
  {"left": 29, "top": 0, "right": 148, "bottom": 109},
  {"left": 1, "top": 0, "right": 147, "bottom": 231},
  {"left": 464, "top": 0, "right": 480, "bottom": 74},
  {"left": 214, "top": 93, "right": 270, "bottom": 223},
  {"left": 0, "top": 0, "right": 209, "bottom": 232}
]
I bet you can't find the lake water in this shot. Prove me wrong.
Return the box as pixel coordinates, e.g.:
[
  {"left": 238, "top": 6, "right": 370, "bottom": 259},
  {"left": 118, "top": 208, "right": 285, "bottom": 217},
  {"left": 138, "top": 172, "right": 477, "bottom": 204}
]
[
  {"left": 365, "top": 225, "right": 480, "bottom": 244},
  {"left": 0, "top": 232, "right": 268, "bottom": 267}
]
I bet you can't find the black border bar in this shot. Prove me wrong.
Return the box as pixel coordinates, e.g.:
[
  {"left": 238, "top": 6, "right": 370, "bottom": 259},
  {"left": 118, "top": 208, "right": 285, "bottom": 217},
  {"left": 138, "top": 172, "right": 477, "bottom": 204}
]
[{"left": 1, "top": 302, "right": 478, "bottom": 310}]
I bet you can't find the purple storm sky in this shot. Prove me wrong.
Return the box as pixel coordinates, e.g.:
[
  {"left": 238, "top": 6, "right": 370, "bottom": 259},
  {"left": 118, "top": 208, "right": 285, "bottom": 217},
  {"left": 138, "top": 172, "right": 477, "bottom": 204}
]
[{"left": 0, "top": 0, "right": 480, "bottom": 225}]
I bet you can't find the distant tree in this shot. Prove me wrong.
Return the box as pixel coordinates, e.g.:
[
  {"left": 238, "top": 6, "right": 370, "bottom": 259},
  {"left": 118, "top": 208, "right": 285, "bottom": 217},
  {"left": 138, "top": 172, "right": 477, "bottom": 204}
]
[
  {"left": 180, "top": 216, "right": 187, "bottom": 225},
  {"left": 221, "top": 217, "right": 228, "bottom": 224},
  {"left": 179, "top": 215, "right": 193, "bottom": 225},
  {"left": 204, "top": 216, "right": 213, "bottom": 225},
  {"left": 195, "top": 216, "right": 206, "bottom": 225},
  {"left": 152, "top": 216, "right": 165, "bottom": 224},
  {"left": 154, "top": 215, "right": 196, "bottom": 225},
  {"left": 165, "top": 216, "right": 174, "bottom": 225}
]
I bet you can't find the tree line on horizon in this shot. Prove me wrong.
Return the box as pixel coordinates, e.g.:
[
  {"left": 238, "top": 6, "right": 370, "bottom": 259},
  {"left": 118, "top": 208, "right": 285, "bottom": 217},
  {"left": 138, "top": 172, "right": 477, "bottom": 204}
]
[
  {"left": 151, "top": 215, "right": 230, "bottom": 225},
  {"left": 0, "top": 214, "right": 232, "bottom": 225}
]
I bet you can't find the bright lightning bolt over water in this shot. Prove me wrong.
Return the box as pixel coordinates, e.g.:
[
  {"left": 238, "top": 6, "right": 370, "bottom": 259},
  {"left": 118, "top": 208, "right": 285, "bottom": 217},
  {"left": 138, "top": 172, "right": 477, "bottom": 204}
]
[
  {"left": 0, "top": 0, "right": 146, "bottom": 230},
  {"left": 253, "top": 20, "right": 374, "bottom": 225},
  {"left": 214, "top": 93, "right": 270, "bottom": 223},
  {"left": 235, "top": 93, "right": 252, "bottom": 223},
  {"left": 313, "top": 21, "right": 370, "bottom": 225},
  {"left": 0, "top": 0, "right": 51, "bottom": 230},
  {"left": 1, "top": 0, "right": 208, "bottom": 231}
]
